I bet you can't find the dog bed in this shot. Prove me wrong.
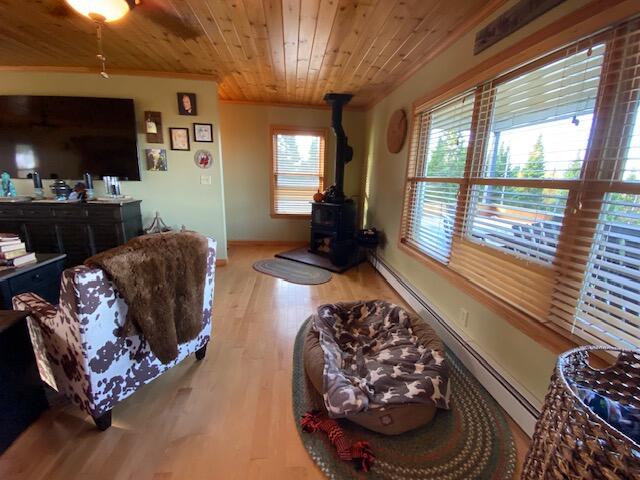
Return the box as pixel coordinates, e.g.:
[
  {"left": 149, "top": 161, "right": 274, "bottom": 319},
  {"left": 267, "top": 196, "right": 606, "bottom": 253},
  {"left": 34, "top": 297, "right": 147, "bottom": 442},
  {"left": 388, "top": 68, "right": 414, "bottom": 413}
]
[{"left": 303, "top": 301, "right": 449, "bottom": 435}]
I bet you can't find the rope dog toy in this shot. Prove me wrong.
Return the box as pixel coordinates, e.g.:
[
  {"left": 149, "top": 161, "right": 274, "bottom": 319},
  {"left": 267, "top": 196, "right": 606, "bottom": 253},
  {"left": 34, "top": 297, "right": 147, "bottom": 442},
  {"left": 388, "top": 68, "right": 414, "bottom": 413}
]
[{"left": 301, "top": 411, "right": 375, "bottom": 472}]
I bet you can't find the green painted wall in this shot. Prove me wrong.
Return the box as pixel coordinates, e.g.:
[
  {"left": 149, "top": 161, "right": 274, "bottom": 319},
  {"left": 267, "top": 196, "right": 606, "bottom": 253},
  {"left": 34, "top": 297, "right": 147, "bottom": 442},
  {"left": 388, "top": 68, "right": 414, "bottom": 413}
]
[
  {"left": 362, "top": 0, "right": 594, "bottom": 404},
  {"left": 0, "top": 72, "right": 227, "bottom": 259},
  {"left": 219, "top": 102, "right": 365, "bottom": 241}
]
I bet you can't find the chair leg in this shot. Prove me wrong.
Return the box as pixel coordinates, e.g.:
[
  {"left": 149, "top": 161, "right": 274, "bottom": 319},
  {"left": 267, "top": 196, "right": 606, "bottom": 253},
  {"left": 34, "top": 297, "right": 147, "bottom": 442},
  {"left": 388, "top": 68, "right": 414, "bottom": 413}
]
[
  {"left": 92, "top": 410, "right": 112, "bottom": 431},
  {"left": 195, "top": 345, "right": 207, "bottom": 361}
]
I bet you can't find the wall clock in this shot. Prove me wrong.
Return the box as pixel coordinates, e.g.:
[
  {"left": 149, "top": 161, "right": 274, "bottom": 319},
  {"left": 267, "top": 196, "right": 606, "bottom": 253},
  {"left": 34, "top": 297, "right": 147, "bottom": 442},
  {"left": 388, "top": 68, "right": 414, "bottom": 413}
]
[{"left": 387, "top": 109, "right": 407, "bottom": 154}]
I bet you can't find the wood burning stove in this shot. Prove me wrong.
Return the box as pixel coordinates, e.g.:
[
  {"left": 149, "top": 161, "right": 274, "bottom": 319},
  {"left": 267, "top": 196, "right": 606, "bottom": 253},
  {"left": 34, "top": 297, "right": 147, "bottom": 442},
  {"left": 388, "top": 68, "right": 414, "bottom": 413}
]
[
  {"left": 309, "top": 93, "right": 358, "bottom": 266},
  {"left": 310, "top": 200, "right": 357, "bottom": 265}
]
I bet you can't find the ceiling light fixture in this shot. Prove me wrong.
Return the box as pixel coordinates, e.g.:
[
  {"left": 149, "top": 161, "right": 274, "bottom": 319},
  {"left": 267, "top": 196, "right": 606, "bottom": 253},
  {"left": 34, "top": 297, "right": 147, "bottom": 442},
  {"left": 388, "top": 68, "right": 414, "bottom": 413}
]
[
  {"left": 65, "top": 0, "right": 132, "bottom": 78},
  {"left": 65, "top": 0, "right": 130, "bottom": 23}
]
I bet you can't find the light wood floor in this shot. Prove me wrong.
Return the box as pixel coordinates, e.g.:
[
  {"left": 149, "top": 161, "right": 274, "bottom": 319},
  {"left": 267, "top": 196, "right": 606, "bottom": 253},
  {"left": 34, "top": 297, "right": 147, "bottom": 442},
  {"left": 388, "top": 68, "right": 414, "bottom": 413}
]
[{"left": 0, "top": 244, "right": 529, "bottom": 479}]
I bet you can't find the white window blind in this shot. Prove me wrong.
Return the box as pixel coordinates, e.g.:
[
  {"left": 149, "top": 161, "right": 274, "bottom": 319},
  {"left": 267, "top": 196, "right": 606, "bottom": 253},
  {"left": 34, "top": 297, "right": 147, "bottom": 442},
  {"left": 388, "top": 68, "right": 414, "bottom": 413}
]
[
  {"left": 573, "top": 193, "right": 640, "bottom": 349},
  {"left": 407, "top": 182, "right": 458, "bottom": 263},
  {"left": 401, "top": 92, "right": 475, "bottom": 263},
  {"left": 466, "top": 186, "right": 567, "bottom": 263},
  {"left": 271, "top": 128, "right": 326, "bottom": 216},
  {"left": 400, "top": 19, "right": 640, "bottom": 350}
]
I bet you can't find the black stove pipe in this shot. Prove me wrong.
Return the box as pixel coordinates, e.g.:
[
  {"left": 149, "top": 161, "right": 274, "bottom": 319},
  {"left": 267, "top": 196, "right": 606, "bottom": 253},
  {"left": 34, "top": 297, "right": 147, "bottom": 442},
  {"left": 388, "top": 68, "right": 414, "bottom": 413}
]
[{"left": 323, "top": 92, "right": 353, "bottom": 203}]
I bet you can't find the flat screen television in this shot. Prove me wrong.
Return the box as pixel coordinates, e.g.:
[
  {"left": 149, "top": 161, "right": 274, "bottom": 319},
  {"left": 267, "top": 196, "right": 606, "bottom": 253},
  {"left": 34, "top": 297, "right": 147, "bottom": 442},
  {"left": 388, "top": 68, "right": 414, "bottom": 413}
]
[{"left": 0, "top": 95, "right": 140, "bottom": 181}]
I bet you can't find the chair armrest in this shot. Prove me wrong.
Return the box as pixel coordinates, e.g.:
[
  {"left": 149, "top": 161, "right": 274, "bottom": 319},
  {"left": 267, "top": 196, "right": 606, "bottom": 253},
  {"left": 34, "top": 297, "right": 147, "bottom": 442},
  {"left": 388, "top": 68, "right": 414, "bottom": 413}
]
[
  {"left": 12, "top": 292, "right": 61, "bottom": 390},
  {"left": 12, "top": 292, "right": 58, "bottom": 327}
]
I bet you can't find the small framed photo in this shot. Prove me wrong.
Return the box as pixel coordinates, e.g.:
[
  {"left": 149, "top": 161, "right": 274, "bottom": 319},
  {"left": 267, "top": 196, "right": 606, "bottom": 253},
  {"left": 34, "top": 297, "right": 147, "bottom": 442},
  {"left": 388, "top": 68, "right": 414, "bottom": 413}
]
[
  {"left": 193, "top": 123, "right": 213, "bottom": 143},
  {"left": 144, "top": 111, "right": 163, "bottom": 143},
  {"left": 177, "top": 92, "right": 197, "bottom": 116},
  {"left": 169, "top": 127, "right": 190, "bottom": 151},
  {"left": 145, "top": 148, "right": 167, "bottom": 171}
]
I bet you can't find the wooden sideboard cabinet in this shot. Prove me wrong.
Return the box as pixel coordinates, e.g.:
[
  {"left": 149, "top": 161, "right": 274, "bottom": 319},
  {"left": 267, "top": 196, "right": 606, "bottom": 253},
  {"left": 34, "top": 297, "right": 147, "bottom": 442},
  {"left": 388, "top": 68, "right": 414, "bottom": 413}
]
[{"left": 0, "top": 200, "right": 143, "bottom": 267}]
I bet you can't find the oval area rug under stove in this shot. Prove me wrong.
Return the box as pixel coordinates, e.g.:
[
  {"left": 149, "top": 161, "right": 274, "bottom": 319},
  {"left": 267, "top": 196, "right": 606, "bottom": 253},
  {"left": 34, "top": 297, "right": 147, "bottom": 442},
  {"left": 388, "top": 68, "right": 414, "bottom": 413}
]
[
  {"left": 253, "top": 259, "right": 332, "bottom": 285},
  {"left": 292, "top": 318, "right": 516, "bottom": 479}
]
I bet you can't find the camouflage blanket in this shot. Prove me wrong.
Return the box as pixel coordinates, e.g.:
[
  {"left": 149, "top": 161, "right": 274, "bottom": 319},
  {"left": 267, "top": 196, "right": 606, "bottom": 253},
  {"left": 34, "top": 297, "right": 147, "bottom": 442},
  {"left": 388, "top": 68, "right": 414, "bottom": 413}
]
[{"left": 314, "top": 300, "right": 451, "bottom": 418}]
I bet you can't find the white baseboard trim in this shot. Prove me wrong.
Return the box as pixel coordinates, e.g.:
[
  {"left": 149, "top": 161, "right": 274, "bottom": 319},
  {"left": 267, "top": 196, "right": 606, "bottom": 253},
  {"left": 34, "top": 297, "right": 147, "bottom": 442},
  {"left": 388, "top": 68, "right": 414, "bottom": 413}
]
[{"left": 370, "top": 254, "right": 540, "bottom": 437}]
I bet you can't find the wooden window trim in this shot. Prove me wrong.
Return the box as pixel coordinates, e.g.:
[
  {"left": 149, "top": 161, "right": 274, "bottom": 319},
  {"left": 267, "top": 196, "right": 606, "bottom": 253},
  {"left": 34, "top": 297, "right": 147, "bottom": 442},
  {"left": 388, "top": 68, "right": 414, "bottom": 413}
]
[
  {"left": 451, "top": 84, "right": 494, "bottom": 242},
  {"left": 397, "top": 8, "right": 640, "bottom": 356},
  {"left": 269, "top": 125, "right": 328, "bottom": 219}
]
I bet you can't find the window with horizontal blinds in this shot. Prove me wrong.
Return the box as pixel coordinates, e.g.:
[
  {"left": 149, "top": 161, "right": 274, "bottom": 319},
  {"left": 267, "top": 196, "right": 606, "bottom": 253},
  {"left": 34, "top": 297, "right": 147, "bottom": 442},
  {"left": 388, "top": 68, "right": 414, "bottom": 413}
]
[
  {"left": 406, "top": 182, "right": 458, "bottom": 263},
  {"left": 573, "top": 193, "right": 640, "bottom": 349},
  {"left": 400, "top": 17, "right": 640, "bottom": 349},
  {"left": 417, "top": 94, "right": 474, "bottom": 178},
  {"left": 548, "top": 22, "right": 640, "bottom": 349},
  {"left": 465, "top": 43, "right": 604, "bottom": 260},
  {"left": 271, "top": 128, "right": 326, "bottom": 216},
  {"left": 400, "top": 92, "right": 475, "bottom": 263}
]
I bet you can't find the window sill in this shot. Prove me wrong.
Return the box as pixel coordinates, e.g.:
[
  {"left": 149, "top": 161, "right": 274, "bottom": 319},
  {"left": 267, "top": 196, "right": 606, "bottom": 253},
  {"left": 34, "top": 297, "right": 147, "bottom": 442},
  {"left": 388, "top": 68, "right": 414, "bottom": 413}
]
[
  {"left": 270, "top": 213, "right": 312, "bottom": 219},
  {"left": 397, "top": 239, "right": 582, "bottom": 357}
]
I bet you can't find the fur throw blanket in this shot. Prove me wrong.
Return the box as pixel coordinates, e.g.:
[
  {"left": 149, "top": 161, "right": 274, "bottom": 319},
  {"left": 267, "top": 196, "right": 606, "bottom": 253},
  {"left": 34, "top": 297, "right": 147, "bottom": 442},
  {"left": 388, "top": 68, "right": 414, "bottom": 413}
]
[
  {"left": 85, "top": 231, "right": 208, "bottom": 363},
  {"left": 314, "top": 301, "right": 451, "bottom": 417}
]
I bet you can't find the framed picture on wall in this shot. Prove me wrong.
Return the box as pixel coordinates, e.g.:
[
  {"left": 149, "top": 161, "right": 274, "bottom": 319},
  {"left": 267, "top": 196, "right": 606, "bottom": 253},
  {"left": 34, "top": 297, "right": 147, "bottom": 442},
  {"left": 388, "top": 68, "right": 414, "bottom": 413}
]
[
  {"left": 194, "top": 149, "right": 213, "bottom": 169},
  {"left": 144, "top": 111, "right": 163, "bottom": 143},
  {"left": 169, "top": 127, "right": 190, "bottom": 151},
  {"left": 193, "top": 123, "right": 213, "bottom": 142},
  {"left": 145, "top": 148, "right": 168, "bottom": 171},
  {"left": 177, "top": 92, "right": 197, "bottom": 115}
]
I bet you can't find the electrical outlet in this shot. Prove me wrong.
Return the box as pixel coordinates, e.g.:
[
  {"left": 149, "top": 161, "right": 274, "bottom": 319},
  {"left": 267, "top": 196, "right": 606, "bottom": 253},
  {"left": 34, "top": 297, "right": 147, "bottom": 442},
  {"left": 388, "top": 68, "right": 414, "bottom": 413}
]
[
  {"left": 200, "top": 175, "right": 212, "bottom": 185},
  {"left": 459, "top": 308, "right": 469, "bottom": 329}
]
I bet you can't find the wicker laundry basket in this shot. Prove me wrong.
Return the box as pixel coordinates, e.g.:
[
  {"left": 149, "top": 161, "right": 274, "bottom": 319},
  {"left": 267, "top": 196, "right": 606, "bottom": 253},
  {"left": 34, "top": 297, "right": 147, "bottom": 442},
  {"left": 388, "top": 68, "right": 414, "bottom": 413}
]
[{"left": 522, "top": 346, "right": 640, "bottom": 479}]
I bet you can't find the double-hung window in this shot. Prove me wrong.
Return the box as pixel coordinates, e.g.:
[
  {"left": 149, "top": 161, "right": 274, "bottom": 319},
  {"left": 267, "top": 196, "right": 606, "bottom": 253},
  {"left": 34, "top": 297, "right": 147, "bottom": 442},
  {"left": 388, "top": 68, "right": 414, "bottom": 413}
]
[
  {"left": 401, "top": 92, "right": 474, "bottom": 263},
  {"left": 271, "top": 126, "right": 327, "bottom": 216},
  {"left": 400, "top": 19, "right": 640, "bottom": 349}
]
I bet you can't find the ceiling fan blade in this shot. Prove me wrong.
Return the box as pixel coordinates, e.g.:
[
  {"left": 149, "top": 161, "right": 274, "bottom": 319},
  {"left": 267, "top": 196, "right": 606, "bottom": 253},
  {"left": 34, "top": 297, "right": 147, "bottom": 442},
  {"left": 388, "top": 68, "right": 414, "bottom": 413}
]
[
  {"left": 43, "top": 0, "right": 74, "bottom": 17},
  {"left": 132, "top": 0, "right": 203, "bottom": 40}
]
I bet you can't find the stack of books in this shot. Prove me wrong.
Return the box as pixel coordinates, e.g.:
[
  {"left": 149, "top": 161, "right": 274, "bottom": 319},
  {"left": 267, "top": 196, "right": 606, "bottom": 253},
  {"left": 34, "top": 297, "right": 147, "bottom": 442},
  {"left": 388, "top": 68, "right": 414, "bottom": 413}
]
[{"left": 0, "top": 233, "right": 37, "bottom": 269}]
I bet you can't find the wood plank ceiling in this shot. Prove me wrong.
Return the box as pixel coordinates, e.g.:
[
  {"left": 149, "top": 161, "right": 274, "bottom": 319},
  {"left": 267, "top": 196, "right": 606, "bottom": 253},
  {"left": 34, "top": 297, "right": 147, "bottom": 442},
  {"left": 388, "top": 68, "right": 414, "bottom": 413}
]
[{"left": 0, "top": 0, "right": 506, "bottom": 108}]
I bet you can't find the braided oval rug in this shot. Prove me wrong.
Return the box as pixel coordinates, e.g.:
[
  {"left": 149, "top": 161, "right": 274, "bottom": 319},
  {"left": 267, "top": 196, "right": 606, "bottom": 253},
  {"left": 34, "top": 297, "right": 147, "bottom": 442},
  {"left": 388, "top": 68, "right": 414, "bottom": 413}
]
[
  {"left": 292, "top": 317, "right": 516, "bottom": 480},
  {"left": 253, "top": 258, "right": 332, "bottom": 285}
]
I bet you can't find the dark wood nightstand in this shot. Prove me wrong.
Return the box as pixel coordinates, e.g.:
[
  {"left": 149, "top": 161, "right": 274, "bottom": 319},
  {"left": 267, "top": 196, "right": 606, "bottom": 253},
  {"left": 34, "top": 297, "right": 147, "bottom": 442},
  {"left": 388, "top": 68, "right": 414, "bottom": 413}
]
[{"left": 0, "top": 253, "right": 66, "bottom": 309}]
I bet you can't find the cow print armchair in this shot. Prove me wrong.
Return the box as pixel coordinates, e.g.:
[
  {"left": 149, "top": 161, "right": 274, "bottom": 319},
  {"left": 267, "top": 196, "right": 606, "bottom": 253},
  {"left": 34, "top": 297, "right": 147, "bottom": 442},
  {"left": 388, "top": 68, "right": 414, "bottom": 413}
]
[{"left": 12, "top": 238, "right": 216, "bottom": 431}]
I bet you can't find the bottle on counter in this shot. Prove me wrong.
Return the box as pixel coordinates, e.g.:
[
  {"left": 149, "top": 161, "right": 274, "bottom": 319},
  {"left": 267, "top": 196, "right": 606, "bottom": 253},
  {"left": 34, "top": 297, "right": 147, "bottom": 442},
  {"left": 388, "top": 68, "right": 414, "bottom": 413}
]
[
  {"left": 32, "top": 171, "right": 43, "bottom": 199},
  {"left": 84, "top": 173, "right": 95, "bottom": 200}
]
